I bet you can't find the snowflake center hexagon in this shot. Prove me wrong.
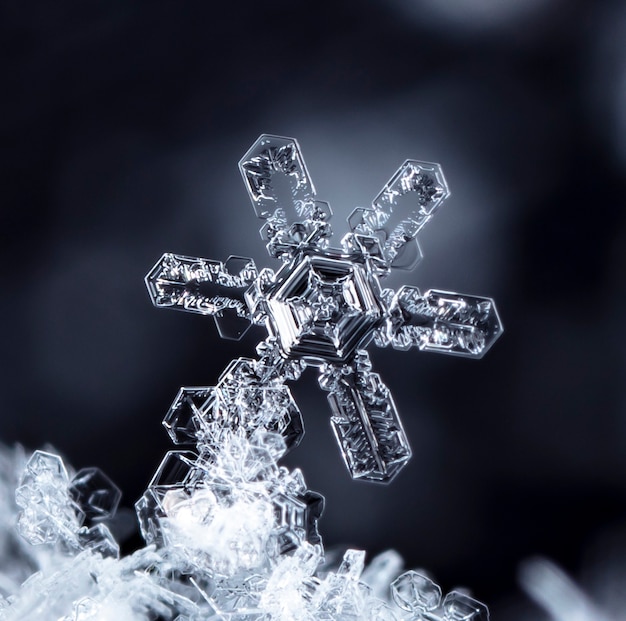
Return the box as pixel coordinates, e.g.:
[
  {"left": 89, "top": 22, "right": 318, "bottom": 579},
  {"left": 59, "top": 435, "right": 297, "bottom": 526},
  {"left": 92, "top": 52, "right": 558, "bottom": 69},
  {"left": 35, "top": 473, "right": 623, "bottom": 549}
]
[{"left": 266, "top": 254, "right": 383, "bottom": 364}]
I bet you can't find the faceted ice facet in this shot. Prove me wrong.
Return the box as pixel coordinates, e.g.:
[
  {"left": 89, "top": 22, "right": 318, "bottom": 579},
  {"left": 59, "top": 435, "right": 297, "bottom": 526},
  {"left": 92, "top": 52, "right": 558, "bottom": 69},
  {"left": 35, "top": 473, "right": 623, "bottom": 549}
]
[
  {"left": 442, "top": 591, "right": 490, "bottom": 621},
  {"left": 373, "top": 161, "right": 449, "bottom": 217},
  {"left": 270, "top": 488, "right": 324, "bottom": 554},
  {"left": 135, "top": 487, "right": 165, "bottom": 545},
  {"left": 266, "top": 254, "right": 383, "bottom": 364},
  {"left": 391, "top": 570, "right": 442, "bottom": 613},
  {"left": 163, "top": 387, "right": 215, "bottom": 445},
  {"left": 149, "top": 451, "right": 198, "bottom": 489},
  {"left": 337, "top": 549, "right": 366, "bottom": 580},
  {"left": 69, "top": 467, "right": 121, "bottom": 522}
]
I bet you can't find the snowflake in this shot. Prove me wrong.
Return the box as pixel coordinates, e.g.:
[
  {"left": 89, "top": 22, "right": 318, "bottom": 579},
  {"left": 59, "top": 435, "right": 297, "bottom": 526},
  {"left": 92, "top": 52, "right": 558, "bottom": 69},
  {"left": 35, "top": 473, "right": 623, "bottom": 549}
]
[{"left": 145, "top": 134, "right": 503, "bottom": 482}]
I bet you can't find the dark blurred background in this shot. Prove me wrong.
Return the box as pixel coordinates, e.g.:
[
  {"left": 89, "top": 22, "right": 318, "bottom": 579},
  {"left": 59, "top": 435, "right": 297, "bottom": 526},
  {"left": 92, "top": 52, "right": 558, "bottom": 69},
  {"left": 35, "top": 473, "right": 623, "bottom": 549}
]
[{"left": 2, "top": 0, "right": 626, "bottom": 617}]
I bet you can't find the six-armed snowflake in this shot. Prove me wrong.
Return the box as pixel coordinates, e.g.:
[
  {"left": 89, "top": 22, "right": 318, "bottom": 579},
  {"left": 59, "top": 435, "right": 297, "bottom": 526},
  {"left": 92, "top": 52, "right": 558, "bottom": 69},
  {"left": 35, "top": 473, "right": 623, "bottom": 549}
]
[{"left": 146, "top": 135, "right": 503, "bottom": 483}]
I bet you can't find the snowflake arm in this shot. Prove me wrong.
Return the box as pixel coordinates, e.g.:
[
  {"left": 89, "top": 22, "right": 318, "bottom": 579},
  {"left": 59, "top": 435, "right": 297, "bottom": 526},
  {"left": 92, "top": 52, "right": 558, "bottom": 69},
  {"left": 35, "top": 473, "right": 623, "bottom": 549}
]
[
  {"left": 239, "top": 134, "right": 333, "bottom": 259},
  {"left": 318, "top": 351, "right": 411, "bottom": 482},
  {"left": 376, "top": 285, "right": 503, "bottom": 358},
  {"left": 145, "top": 252, "right": 258, "bottom": 340}
]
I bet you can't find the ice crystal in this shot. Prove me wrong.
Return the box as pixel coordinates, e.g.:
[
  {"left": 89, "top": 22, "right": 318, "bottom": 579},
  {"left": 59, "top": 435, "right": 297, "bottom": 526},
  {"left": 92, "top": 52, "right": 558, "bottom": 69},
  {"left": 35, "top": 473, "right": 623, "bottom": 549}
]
[
  {"left": 0, "top": 436, "right": 489, "bottom": 621},
  {"left": 0, "top": 135, "right": 496, "bottom": 620},
  {"left": 146, "top": 134, "right": 503, "bottom": 482}
]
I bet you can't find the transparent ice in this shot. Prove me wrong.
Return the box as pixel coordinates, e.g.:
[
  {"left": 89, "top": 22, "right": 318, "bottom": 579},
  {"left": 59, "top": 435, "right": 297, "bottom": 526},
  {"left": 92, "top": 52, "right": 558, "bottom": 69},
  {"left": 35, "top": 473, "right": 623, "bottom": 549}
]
[
  {"left": 146, "top": 134, "right": 503, "bottom": 482},
  {"left": 0, "top": 439, "right": 490, "bottom": 621},
  {"left": 0, "top": 135, "right": 497, "bottom": 620}
]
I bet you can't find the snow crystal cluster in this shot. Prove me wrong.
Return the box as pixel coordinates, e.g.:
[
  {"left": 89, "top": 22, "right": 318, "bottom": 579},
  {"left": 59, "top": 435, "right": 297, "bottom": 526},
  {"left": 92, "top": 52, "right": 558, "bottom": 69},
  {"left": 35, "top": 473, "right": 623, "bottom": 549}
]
[{"left": 0, "top": 393, "right": 490, "bottom": 620}]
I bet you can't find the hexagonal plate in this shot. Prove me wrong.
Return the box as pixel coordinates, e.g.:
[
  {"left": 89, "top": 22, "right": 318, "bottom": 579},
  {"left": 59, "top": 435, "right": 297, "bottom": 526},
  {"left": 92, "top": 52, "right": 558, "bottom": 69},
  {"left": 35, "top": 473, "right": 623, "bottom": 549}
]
[
  {"left": 239, "top": 134, "right": 316, "bottom": 220},
  {"left": 266, "top": 255, "right": 383, "bottom": 363},
  {"left": 368, "top": 160, "right": 450, "bottom": 268}
]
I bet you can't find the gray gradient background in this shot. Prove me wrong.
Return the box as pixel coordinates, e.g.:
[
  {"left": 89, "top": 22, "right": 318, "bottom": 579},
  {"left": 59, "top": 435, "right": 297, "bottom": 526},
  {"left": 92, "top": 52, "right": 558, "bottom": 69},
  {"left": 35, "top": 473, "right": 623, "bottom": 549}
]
[{"left": 2, "top": 0, "right": 626, "bottom": 617}]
